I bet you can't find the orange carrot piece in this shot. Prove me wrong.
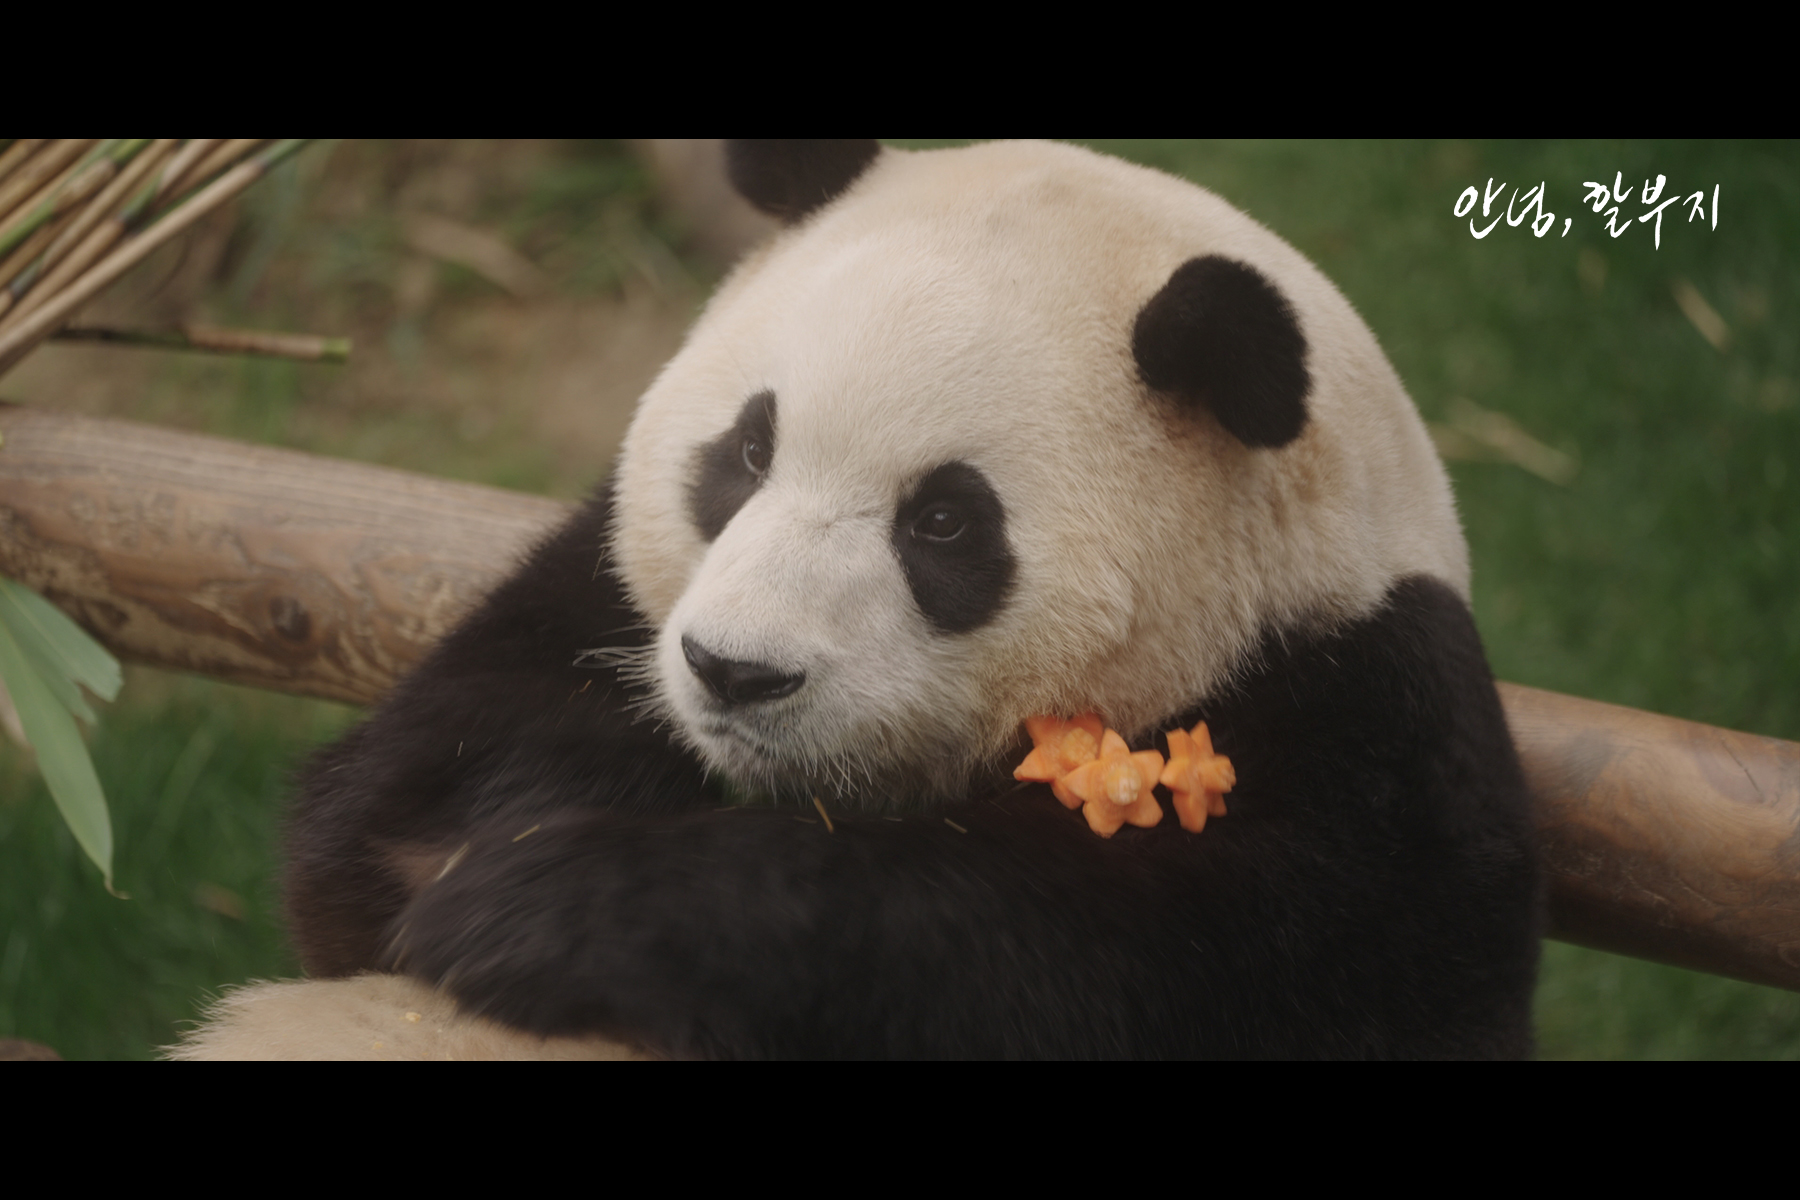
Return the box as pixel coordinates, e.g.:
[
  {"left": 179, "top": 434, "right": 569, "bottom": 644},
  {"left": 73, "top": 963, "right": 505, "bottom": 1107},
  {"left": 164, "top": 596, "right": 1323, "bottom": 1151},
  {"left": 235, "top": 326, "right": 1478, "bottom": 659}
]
[
  {"left": 1159, "top": 721, "right": 1235, "bottom": 833},
  {"left": 1059, "top": 729, "right": 1164, "bottom": 837},
  {"left": 1015, "top": 713, "right": 1106, "bottom": 810}
]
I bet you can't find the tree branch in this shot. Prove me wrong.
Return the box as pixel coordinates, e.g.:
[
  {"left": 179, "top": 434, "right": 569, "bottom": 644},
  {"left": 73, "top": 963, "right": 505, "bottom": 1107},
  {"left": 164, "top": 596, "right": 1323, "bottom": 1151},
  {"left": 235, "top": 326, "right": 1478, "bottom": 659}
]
[{"left": 2, "top": 403, "right": 1796, "bottom": 992}]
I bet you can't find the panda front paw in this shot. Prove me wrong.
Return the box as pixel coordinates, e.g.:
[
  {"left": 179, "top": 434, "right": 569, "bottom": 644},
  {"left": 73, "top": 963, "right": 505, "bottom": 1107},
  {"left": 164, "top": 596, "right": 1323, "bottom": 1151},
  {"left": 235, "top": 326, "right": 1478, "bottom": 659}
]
[{"left": 383, "top": 813, "right": 666, "bottom": 1042}]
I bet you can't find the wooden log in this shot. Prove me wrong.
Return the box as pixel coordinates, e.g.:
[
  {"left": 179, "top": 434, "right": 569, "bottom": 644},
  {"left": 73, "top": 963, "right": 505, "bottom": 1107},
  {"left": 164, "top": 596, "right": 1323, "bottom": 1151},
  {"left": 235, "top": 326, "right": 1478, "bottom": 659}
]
[
  {"left": 1503, "top": 683, "right": 1800, "bottom": 992},
  {"left": 2, "top": 403, "right": 1797, "bottom": 991},
  {"left": 0, "top": 404, "right": 565, "bottom": 704}
]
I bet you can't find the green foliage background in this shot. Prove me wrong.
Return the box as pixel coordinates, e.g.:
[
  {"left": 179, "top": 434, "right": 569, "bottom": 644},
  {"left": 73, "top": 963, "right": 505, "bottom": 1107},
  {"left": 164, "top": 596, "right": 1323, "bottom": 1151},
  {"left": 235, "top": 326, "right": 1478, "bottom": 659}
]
[{"left": 1, "top": 140, "right": 1796, "bottom": 1058}]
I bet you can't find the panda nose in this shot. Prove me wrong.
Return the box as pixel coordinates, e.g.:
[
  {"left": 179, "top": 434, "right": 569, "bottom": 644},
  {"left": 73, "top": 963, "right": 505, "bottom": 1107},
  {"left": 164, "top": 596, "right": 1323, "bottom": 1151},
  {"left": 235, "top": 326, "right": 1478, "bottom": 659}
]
[{"left": 681, "top": 635, "right": 806, "bottom": 706}]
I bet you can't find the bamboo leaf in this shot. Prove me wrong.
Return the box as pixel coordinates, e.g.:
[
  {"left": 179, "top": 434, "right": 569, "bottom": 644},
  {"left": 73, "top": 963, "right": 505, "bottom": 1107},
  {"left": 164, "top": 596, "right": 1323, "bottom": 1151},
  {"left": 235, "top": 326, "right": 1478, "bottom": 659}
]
[
  {"left": 0, "top": 577, "right": 121, "bottom": 701},
  {"left": 13, "top": 632, "right": 98, "bottom": 724},
  {"left": 0, "top": 603, "right": 115, "bottom": 890}
]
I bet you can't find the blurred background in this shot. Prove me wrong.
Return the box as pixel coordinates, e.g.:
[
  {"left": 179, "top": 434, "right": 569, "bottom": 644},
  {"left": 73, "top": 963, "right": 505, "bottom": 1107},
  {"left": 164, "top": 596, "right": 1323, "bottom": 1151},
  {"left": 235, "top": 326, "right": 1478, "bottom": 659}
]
[{"left": 1, "top": 139, "right": 1795, "bottom": 1059}]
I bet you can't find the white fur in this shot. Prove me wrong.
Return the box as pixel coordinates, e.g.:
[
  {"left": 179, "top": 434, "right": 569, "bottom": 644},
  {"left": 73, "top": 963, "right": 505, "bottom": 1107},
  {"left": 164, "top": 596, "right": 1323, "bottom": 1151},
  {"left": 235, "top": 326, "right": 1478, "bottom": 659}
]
[
  {"left": 616, "top": 140, "right": 1464, "bottom": 806},
  {"left": 165, "top": 975, "right": 648, "bottom": 1061}
]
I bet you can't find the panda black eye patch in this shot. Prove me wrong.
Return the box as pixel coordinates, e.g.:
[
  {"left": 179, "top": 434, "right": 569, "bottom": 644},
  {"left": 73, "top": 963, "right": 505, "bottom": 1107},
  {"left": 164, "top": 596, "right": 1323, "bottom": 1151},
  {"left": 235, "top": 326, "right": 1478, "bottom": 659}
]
[
  {"left": 688, "top": 390, "right": 777, "bottom": 541},
  {"left": 891, "top": 461, "right": 1015, "bottom": 635}
]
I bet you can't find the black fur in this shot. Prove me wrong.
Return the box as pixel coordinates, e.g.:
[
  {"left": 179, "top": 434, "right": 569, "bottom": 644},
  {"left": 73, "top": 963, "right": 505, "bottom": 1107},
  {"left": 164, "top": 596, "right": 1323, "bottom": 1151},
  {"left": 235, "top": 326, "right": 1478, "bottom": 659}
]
[
  {"left": 687, "top": 390, "right": 776, "bottom": 541},
  {"left": 890, "top": 461, "right": 1016, "bottom": 635},
  {"left": 286, "top": 487, "right": 1540, "bottom": 1058},
  {"left": 284, "top": 492, "right": 720, "bottom": 976},
  {"left": 1133, "top": 256, "right": 1311, "bottom": 448},
  {"left": 725, "top": 140, "right": 882, "bottom": 223}
]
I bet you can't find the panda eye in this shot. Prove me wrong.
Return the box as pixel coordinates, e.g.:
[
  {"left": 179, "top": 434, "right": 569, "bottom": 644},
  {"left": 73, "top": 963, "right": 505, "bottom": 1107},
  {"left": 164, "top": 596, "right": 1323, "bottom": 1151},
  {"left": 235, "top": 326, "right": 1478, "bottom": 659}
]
[
  {"left": 891, "top": 462, "right": 1014, "bottom": 634},
  {"left": 913, "top": 502, "right": 966, "bottom": 543},
  {"left": 741, "top": 435, "right": 770, "bottom": 477}
]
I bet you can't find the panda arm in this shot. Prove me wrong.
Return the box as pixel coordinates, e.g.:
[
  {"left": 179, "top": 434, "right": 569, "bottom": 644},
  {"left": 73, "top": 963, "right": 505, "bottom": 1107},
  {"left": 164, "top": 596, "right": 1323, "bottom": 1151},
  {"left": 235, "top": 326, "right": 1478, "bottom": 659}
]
[
  {"left": 384, "top": 576, "right": 1539, "bottom": 1059},
  {"left": 284, "top": 486, "right": 719, "bottom": 978},
  {"left": 385, "top": 797, "right": 1251, "bottom": 1059}
]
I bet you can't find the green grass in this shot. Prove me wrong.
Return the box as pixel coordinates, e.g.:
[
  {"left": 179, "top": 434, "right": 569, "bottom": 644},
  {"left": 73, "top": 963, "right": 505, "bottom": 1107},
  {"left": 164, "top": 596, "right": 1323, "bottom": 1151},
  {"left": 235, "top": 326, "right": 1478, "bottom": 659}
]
[
  {"left": 0, "top": 673, "right": 350, "bottom": 1059},
  {"left": 3, "top": 140, "right": 1797, "bottom": 1057},
  {"left": 1534, "top": 942, "right": 1800, "bottom": 1059}
]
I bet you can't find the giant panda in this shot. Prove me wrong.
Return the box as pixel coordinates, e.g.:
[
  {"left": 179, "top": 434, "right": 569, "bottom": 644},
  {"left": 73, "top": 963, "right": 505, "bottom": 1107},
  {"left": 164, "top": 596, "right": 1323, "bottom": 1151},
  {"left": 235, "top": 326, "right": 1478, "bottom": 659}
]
[{"left": 178, "top": 139, "right": 1541, "bottom": 1059}]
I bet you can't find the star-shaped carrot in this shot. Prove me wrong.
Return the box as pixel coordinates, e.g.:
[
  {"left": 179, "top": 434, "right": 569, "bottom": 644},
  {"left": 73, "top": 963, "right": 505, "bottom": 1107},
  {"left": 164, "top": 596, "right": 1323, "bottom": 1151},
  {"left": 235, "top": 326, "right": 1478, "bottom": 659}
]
[
  {"left": 1014, "top": 713, "right": 1107, "bottom": 810},
  {"left": 1159, "top": 720, "right": 1235, "bottom": 833},
  {"left": 1059, "top": 729, "right": 1165, "bottom": 837}
]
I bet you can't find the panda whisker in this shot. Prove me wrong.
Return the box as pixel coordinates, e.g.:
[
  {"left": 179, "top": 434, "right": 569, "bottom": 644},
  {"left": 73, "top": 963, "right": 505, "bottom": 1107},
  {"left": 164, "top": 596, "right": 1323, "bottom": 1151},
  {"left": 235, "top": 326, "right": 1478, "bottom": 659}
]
[{"left": 571, "top": 645, "right": 657, "bottom": 672}]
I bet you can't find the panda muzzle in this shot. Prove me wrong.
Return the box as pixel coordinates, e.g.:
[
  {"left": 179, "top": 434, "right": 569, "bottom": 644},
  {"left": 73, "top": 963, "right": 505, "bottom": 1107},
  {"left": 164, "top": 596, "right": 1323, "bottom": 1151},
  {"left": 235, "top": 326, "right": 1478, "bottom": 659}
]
[{"left": 680, "top": 634, "right": 807, "bottom": 706}]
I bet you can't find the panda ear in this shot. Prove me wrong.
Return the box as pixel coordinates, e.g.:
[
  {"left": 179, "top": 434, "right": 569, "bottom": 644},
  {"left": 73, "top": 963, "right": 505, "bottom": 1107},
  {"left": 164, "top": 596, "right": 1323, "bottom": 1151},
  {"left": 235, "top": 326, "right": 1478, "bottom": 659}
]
[
  {"left": 724, "top": 140, "right": 883, "bottom": 223},
  {"left": 1132, "top": 255, "right": 1311, "bottom": 449}
]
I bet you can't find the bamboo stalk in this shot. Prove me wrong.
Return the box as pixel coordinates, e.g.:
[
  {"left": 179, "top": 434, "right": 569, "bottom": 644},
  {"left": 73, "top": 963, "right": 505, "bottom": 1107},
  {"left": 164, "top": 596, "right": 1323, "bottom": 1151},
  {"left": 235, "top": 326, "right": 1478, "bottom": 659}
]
[
  {"left": 0, "top": 139, "right": 45, "bottom": 188},
  {"left": 0, "top": 139, "right": 141, "bottom": 260},
  {"left": 2, "top": 219, "right": 119, "bottom": 330},
  {"left": 49, "top": 324, "right": 350, "bottom": 362},
  {"left": 2, "top": 141, "right": 182, "bottom": 327},
  {"left": 146, "top": 138, "right": 219, "bottom": 206},
  {"left": 0, "top": 207, "right": 81, "bottom": 307},
  {"left": 2, "top": 139, "right": 176, "bottom": 315},
  {"left": 154, "top": 139, "right": 263, "bottom": 213},
  {"left": 0, "top": 140, "right": 106, "bottom": 248},
  {"left": 0, "top": 140, "right": 89, "bottom": 222},
  {"left": 0, "top": 140, "right": 310, "bottom": 374}
]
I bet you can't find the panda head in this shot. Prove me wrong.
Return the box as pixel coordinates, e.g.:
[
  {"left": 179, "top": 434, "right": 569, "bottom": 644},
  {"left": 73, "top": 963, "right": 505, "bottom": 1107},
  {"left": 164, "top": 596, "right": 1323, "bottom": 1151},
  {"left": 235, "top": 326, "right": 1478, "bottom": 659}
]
[{"left": 613, "top": 140, "right": 1466, "bottom": 806}]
